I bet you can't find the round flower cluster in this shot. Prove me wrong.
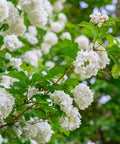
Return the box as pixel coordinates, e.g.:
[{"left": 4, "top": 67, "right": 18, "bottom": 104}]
[
  {"left": 24, "top": 120, "right": 53, "bottom": 143},
  {"left": 73, "top": 39, "right": 110, "bottom": 79},
  {"left": 22, "top": 49, "right": 42, "bottom": 67},
  {"left": 59, "top": 107, "right": 81, "bottom": 131},
  {"left": 60, "top": 32, "right": 71, "bottom": 40},
  {"left": 0, "top": 0, "right": 26, "bottom": 36},
  {"left": 0, "top": 0, "right": 9, "bottom": 22},
  {"left": 42, "top": 32, "right": 58, "bottom": 54},
  {"left": 50, "top": 12, "right": 67, "bottom": 33},
  {"left": 50, "top": 90, "right": 73, "bottom": 114},
  {"left": 4, "top": 34, "right": 23, "bottom": 51},
  {"left": 90, "top": 43, "right": 110, "bottom": 69},
  {"left": 50, "top": 90, "right": 81, "bottom": 131},
  {"left": 73, "top": 50, "right": 100, "bottom": 79},
  {"left": 19, "top": 0, "right": 53, "bottom": 28},
  {"left": 0, "top": 88, "right": 15, "bottom": 120},
  {"left": 24, "top": 26, "right": 38, "bottom": 45},
  {"left": 53, "top": 0, "right": 66, "bottom": 12},
  {"left": 75, "top": 35, "right": 89, "bottom": 50},
  {"left": 90, "top": 12, "right": 109, "bottom": 27},
  {"left": 71, "top": 83, "right": 93, "bottom": 110}
]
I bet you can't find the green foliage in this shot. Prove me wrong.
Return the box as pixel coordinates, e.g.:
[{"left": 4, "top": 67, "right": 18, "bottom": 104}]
[{"left": 0, "top": 0, "right": 120, "bottom": 144}]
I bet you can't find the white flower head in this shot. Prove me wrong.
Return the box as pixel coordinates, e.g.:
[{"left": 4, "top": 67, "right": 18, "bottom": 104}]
[
  {"left": 59, "top": 107, "right": 81, "bottom": 131},
  {"left": 22, "top": 49, "right": 42, "bottom": 67},
  {"left": 43, "top": 32, "right": 58, "bottom": 45},
  {"left": 4, "top": 34, "right": 23, "bottom": 51},
  {"left": 50, "top": 90, "right": 73, "bottom": 114},
  {"left": 73, "top": 50, "right": 100, "bottom": 79},
  {"left": 60, "top": 32, "right": 71, "bottom": 40},
  {"left": 0, "top": 88, "right": 15, "bottom": 120},
  {"left": 28, "top": 26, "right": 37, "bottom": 36},
  {"left": 8, "top": 14, "right": 26, "bottom": 36},
  {"left": 75, "top": 35, "right": 89, "bottom": 50},
  {"left": 90, "top": 12, "right": 109, "bottom": 27},
  {"left": 53, "top": 1, "right": 64, "bottom": 12},
  {"left": 90, "top": 43, "right": 110, "bottom": 69},
  {"left": 71, "top": 83, "right": 94, "bottom": 110},
  {"left": 0, "top": 0, "right": 9, "bottom": 22},
  {"left": 50, "top": 21, "right": 65, "bottom": 33},
  {"left": 41, "top": 42, "right": 52, "bottom": 54},
  {"left": 24, "top": 120, "right": 53, "bottom": 143},
  {"left": 24, "top": 33, "right": 38, "bottom": 45},
  {"left": 58, "top": 13, "right": 67, "bottom": 23}
]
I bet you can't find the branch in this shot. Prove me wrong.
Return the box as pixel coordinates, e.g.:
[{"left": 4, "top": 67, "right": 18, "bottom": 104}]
[
  {"left": 0, "top": 101, "right": 39, "bottom": 129},
  {"left": 0, "top": 64, "right": 73, "bottom": 129}
]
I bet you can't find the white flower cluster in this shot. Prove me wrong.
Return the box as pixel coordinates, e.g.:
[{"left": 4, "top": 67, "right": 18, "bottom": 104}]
[
  {"left": 90, "top": 43, "right": 110, "bottom": 69},
  {"left": 50, "top": 13, "right": 67, "bottom": 33},
  {"left": 59, "top": 107, "right": 81, "bottom": 131},
  {"left": 24, "top": 120, "right": 53, "bottom": 143},
  {"left": 0, "top": 0, "right": 26, "bottom": 36},
  {"left": 73, "top": 37, "right": 110, "bottom": 79},
  {"left": 8, "top": 14, "right": 26, "bottom": 36},
  {"left": 71, "top": 83, "right": 93, "bottom": 110},
  {"left": 90, "top": 12, "right": 109, "bottom": 27},
  {"left": 0, "top": 75, "right": 18, "bottom": 88},
  {"left": 19, "top": 0, "right": 53, "bottom": 28},
  {"left": 22, "top": 49, "right": 42, "bottom": 67},
  {"left": 24, "top": 26, "right": 38, "bottom": 45},
  {"left": 0, "top": 0, "right": 9, "bottom": 23},
  {"left": 0, "top": 88, "right": 15, "bottom": 120},
  {"left": 50, "top": 90, "right": 81, "bottom": 131},
  {"left": 73, "top": 50, "right": 100, "bottom": 79},
  {"left": 50, "top": 90, "right": 73, "bottom": 114},
  {"left": 42, "top": 32, "right": 58, "bottom": 54},
  {"left": 5, "top": 53, "right": 22, "bottom": 71},
  {"left": 53, "top": 0, "right": 66, "bottom": 12},
  {"left": 4, "top": 34, "right": 23, "bottom": 51},
  {"left": 75, "top": 35, "right": 89, "bottom": 50},
  {"left": 60, "top": 32, "right": 71, "bottom": 40}
]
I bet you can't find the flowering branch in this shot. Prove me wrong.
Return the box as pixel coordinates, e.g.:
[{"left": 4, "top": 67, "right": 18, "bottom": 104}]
[{"left": 0, "top": 64, "right": 73, "bottom": 129}]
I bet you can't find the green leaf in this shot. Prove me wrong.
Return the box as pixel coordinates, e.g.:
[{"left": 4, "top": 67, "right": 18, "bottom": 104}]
[
  {"left": 7, "top": 71, "right": 28, "bottom": 83},
  {"left": 111, "top": 64, "right": 120, "bottom": 79},
  {"left": 60, "top": 39, "right": 79, "bottom": 60},
  {"left": 64, "top": 78, "right": 79, "bottom": 88}
]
